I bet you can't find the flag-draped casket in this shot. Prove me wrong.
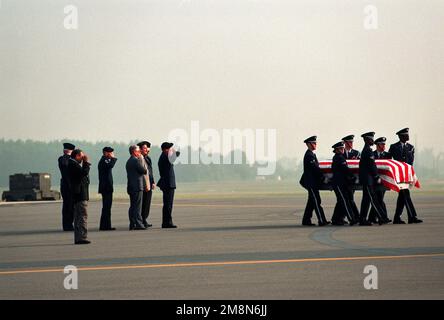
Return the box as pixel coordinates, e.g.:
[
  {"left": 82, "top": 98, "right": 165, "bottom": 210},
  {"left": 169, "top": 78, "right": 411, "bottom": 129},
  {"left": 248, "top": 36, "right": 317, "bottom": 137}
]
[{"left": 318, "top": 159, "right": 420, "bottom": 192}]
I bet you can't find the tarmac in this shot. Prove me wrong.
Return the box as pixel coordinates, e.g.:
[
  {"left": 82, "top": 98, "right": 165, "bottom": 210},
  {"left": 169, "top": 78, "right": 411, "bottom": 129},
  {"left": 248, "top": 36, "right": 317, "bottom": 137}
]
[{"left": 0, "top": 191, "right": 443, "bottom": 299}]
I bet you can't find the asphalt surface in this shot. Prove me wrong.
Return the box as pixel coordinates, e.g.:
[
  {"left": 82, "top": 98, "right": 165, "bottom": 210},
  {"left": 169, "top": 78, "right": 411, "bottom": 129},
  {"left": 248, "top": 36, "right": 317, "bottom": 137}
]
[{"left": 0, "top": 192, "right": 443, "bottom": 299}]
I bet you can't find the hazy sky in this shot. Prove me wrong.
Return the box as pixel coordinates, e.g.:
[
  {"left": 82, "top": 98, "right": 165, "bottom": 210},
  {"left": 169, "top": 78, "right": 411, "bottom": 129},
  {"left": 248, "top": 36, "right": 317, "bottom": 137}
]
[{"left": 1, "top": 0, "right": 443, "bottom": 159}]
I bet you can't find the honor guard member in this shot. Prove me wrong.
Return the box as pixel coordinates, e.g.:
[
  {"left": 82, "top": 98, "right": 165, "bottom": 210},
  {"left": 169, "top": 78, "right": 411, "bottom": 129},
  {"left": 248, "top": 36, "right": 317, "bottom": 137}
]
[
  {"left": 138, "top": 141, "right": 156, "bottom": 228},
  {"left": 388, "top": 128, "right": 423, "bottom": 224},
  {"left": 98, "top": 147, "right": 117, "bottom": 231},
  {"left": 158, "top": 142, "right": 180, "bottom": 228},
  {"left": 342, "top": 135, "right": 360, "bottom": 160},
  {"left": 331, "top": 142, "right": 359, "bottom": 226},
  {"left": 368, "top": 137, "right": 391, "bottom": 224},
  {"left": 358, "top": 132, "right": 390, "bottom": 225},
  {"left": 58, "top": 142, "right": 75, "bottom": 231},
  {"left": 299, "top": 136, "right": 329, "bottom": 226}
]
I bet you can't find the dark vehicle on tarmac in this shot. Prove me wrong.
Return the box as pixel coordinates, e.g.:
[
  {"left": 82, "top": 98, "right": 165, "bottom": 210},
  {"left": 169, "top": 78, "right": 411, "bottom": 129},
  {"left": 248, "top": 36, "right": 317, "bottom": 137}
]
[{"left": 2, "top": 173, "right": 61, "bottom": 202}]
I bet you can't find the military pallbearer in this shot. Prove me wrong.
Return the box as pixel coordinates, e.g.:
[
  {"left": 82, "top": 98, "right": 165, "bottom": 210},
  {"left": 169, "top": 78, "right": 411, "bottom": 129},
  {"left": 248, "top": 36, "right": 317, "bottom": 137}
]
[
  {"left": 299, "top": 136, "right": 329, "bottom": 226},
  {"left": 388, "top": 128, "right": 423, "bottom": 224},
  {"left": 358, "top": 132, "right": 390, "bottom": 226},
  {"left": 330, "top": 142, "right": 359, "bottom": 226}
]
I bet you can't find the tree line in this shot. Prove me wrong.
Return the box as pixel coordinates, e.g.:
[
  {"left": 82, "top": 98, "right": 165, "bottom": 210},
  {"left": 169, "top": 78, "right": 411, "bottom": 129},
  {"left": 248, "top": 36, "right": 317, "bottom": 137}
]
[
  {"left": 0, "top": 139, "right": 299, "bottom": 188},
  {"left": 0, "top": 139, "right": 441, "bottom": 188}
]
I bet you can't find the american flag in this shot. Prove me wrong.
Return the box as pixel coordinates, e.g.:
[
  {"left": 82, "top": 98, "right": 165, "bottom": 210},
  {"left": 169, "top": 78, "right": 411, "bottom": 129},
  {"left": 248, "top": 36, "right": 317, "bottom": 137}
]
[{"left": 318, "top": 159, "right": 420, "bottom": 192}]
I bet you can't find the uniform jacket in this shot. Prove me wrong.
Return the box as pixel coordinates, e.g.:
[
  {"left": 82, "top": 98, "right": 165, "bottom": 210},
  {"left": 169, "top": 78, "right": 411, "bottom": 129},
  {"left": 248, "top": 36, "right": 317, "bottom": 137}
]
[
  {"left": 388, "top": 141, "right": 414, "bottom": 165},
  {"left": 373, "top": 150, "right": 392, "bottom": 160},
  {"left": 299, "top": 149, "right": 323, "bottom": 189},
  {"left": 157, "top": 151, "right": 177, "bottom": 190},
  {"left": 126, "top": 156, "right": 147, "bottom": 194},
  {"left": 344, "top": 149, "right": 360, "bottom": 160},
  {"left": 359, "top": 144, "right": 379, "bottom": 186},
  {"left": 58, "top": 154, "right": 71, "bottom": 188},
  {"left": 332, "top": 153, "right": 355, "bottom": 187},
  {"left": 68, "top": 158, "right": 91, "bottom": 202},
  {"left": 98, "top": 156, "right": 117, "bottom": 194}
]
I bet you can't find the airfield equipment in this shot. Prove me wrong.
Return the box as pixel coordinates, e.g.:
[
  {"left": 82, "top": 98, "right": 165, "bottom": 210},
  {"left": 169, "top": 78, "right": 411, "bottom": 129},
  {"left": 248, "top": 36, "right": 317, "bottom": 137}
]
[{"left": 2, "top": 173, "right": 61, "bottom": 201}]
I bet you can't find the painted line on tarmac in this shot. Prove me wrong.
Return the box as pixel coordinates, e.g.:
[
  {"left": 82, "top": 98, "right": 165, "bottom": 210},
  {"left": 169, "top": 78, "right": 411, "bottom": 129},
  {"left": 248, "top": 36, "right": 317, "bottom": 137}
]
[
  {"left": 1, "top": 252, "right": 443, "bottom": 276},
  {"left": 114, "top": 202, "right": 295, "bottom": 208}
]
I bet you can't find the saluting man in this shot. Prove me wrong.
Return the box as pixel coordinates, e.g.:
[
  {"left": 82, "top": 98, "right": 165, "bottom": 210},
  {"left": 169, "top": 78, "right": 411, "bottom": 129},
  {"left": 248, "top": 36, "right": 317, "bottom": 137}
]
[
  {"left": 299, "top": 136, "right": 329, "bottom": 226},
  {"left": 158, "top": 142, "right": 180, "bottom": 228},
  {"left": 358, "top": 132, "right": 390, "bottom": 226},
  {"left": 388, "top": 128, "right": 423, "bottom": 224},
  {"left": 58, "top": 142, "right": 76, "bottom": 231},
  {"left": 342, "top": 135, "right": 360, "bottom": 160},
  {"left": 98, "top": 146, "right": 117, "bottom": 231},
  {"left": 331, "top": 142, "right": 359, "bottom": 226},
  {"left": 368, "top": 137, "right": 392, "bottom": 224},
  {"left": 68, "top": 149, "right": 91, "bottom": 245}
]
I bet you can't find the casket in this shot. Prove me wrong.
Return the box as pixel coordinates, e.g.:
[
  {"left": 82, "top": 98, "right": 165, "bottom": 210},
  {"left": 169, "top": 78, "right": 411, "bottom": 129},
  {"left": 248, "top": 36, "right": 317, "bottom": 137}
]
[{"left": 318, "top": 159, "right": 421, "bottom": 192}]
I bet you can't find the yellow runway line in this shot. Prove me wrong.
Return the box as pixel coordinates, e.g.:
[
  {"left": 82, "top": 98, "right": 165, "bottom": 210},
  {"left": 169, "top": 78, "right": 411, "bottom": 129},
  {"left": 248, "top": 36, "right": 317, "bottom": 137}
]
[
  {"left": 113, "top": 202, "right": 295, "bottom": 208},
  {"left": 1, "top": 253, "right": 443, "bottom": 276}
]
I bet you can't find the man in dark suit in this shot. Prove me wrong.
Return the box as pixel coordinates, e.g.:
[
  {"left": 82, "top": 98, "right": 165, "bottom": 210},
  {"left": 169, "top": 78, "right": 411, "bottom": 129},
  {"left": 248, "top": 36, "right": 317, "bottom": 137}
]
[
  {"left": 58, "top": 142, "right": 75, "bottom": 231},
  {"left": 368, "top": 137, "right": 392, "bottom": 224},
  {"left": 126, "top": 145, "right": 149, "bottom": 230},
  {"left": 331, "top": 142, "right": 359, "bottom": 226},
  {"left": 299, "top": 136, "right": 329, "bottom": 226},
  {"left": 98, "top": 146, "right": 117, "bottom": 231},
  {"left": 138, "top": 141, "right": 156, "bottom": 228},
  {"left": 158, "top": 142, "right": 180, "bottom": 228},
  {"left": 342, "top": 135, "right": 361, "bottom": 160},
  {"left": 68, "top": 149, "right": 91, "bottom": 245},
  {"left": 359, "top": 132, "right": 390, "bottom": 226},
  {"left": 388, "top": 128, "right": 423, "bottom": 224}
]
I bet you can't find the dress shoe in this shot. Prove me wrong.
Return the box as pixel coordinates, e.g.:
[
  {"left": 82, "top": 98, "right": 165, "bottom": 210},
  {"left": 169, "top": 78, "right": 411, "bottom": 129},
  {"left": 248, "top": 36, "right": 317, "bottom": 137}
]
[
  {"left": 331, "top": 221, "right": 345, "bottom": 226},
  {"left": 302, "top": 221, "right": 316, "bottom": 226},
  {"left": 349, "top": 220, "right": 358, "bottom": 226},
  {"left": 75, "top": 240, "right": 91, "bottom": 245},
  {"left": 318, "top": 221, "right": 330, "bottom": 227},
  {"left": 359, "top": 220, "right": 373, "bottom": 226},
  {"left": 162, "top": 224, "right": 177, "bottom": 229},
  {"left": 393, "top": 219, "right": 406, "bottom": 224},
  {"left": 143, "top": 223, "right": 153, "bottom": 228},
  {"left": 408, "top": 218, "right": 423, "bottom": 224},
  {"left": 100, "top": 228, "right": 116, "bottom": 231}
]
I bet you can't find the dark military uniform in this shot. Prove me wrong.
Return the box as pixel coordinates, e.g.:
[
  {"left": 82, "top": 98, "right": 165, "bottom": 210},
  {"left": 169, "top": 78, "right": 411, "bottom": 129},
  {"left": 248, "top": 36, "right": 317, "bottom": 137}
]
[
  {"left": 341, "top": 135, "right": 360, "bottom": 224},
  {"left": 359, "top": 133, "right": 389, "bottom": 225},
  {"left": 368, "top": 146, "right": 391, "bottom": 223},
  {"left": 299, "top": 137, "right": 328, "bottom": 226},
  {"left": 344, "top": 148, "right": 360, "bottom": 160},
  {"left": 98, "top": 153, "right": 117, "bottom": 230},
  {"left": 158, "top": 142, "right": 179, "bottom": 228},
  {"left": 388, "top": 128, "right": 421, "bottom": 223},
  {"left": 331, "top": 148, "right": 359, "bottom": 225},
  {"left": 58, "top": 143, "right": 75, "bottom": 231},
  {"left": 342, "top": 135, "right": 360, "bottom": 160},
  {"left": 68, "top": 157, "right": 91, "bottom": 243}
]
